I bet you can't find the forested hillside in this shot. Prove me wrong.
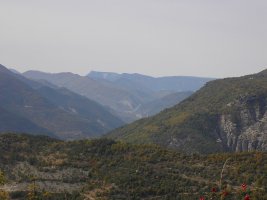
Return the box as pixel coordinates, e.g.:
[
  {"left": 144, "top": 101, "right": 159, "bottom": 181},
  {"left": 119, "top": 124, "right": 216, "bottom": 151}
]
[
  {"left": 108, "top": 70, "right": 267, "bottom": 154},
  {"left": 0, "top": 134, "right": 266, "bottom": 199}
]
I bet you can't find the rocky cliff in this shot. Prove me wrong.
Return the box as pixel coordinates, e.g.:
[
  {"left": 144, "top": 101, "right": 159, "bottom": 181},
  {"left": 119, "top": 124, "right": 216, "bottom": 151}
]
[
  {"left": 218, "top": 95, "right": 267, "bottom": 152},
  {"left": 108, "top": 70, "right": 267, "bottom": 154}
]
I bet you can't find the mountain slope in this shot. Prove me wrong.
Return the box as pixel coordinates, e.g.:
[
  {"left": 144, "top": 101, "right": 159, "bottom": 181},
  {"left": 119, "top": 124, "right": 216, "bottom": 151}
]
[
  {"left": 24, "top": 70, "right": 212, "bottom": 122},
  {"left": 88, "top": 71, "right": 214, "bottom": 92},
  {"left": 0, "top": 107, "right": 53, "bottom": 136},
  {"left": 0, "top": 64, "right": 124, "bottom": 139},
  {"left": 23, "top": 70, "right": 148, "bottom": 122},
  {"left": 36, "top": 86, "right": 123, "bottom": 131},
  {"left": 0, "top": 134, "right": 266, "bottom": 199},
  {"left": 135, "top": 91, "right": 193, "bottom": 118},
  {"left": 107, "top": 70, "right": 267, "bottom": 154}
]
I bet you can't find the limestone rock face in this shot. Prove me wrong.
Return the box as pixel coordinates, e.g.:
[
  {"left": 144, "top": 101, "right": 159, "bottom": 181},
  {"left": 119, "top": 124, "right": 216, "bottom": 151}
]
[{"left": 218, "top": 96, "right": 267, "bottom": 152}]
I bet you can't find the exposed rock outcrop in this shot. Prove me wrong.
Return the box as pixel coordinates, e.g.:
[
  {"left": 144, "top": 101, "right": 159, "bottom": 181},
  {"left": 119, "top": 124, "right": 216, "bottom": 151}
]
[{"left": 218, "top": 96, "right": 267, "bottom": 152}]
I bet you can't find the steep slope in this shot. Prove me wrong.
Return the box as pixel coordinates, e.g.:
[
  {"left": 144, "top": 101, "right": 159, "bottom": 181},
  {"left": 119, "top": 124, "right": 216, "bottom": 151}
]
[
  {"left": 135, "top": 91, "right": 193, "bottom": 118},
  {"left": 0, "top": 107, "right": 54, "bottom": 136},
  {"left": 36, "top": 86, "right": 123, "bottom": 131},
  {"left": 0, "top": 134, "right": 266, "bottom": 199},
  {"left": 24, "top": 70, "right": 212, "bottom": 123},
  {"left": 89, "top": 71, "right": 157, "bottom": 101},
  {"left": 8, "top": 68, "right": 21, "bottom": 74},
  {"left": 23, "top": 71, "right": 148, "bottom": 122},
  {"left": 108, "top": 70, "right": 267, "bottom": 154},
  {"left": 0, "top": 64, "right": 123, "bottom": 139}
]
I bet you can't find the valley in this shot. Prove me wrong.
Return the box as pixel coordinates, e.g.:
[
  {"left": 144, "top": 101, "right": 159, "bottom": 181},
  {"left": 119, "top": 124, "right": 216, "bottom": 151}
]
[
  {"left": 1, "top": 67, "right": 267, "bottom": 199},
  {"left": 24, "top": 70, "right": 211, "bottom": 123},
  {"left": 1, "top": 1, "right": 266, "bottom": 199}
]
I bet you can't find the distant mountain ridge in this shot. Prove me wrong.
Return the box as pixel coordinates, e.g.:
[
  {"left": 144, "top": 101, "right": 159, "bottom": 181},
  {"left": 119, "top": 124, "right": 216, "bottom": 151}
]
[
  {"left": 107, "top": 69, "right": 267, "bottom": 154},
  {"left": 0, "top": 64, "right": 124, "bottom": 139},
  {"left": 88, "top": 71, "right": 214, "bottom": 92},
  {"left": 24, "top": 70, "right": 212, "bottom": 122},
  {"left": 23, "top": 70, "right": 146, "bottom": 122}
]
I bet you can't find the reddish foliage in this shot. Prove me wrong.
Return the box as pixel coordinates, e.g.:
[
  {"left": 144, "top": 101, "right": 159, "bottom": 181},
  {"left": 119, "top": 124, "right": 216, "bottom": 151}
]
[
  {"left": 222, "top": 191, "right": 228, "bottom": 197},
  {"left": 211, "top": 187, "right": 216, "bottom": 193},
  {"left": 244, "top": 194, "right": 250, "bottom": 200},
  {"left": 241, "top": 183, "right": 247, "bottom": 191}
]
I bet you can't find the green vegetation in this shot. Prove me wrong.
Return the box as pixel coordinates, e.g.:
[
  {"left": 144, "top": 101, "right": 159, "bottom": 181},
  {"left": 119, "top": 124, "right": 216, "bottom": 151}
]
[
  {"left": 108, "top": 70, "right": 267, "bottom": 153},
  {"left": 0, "top": 134, "right": 266, "bottom": 199}
]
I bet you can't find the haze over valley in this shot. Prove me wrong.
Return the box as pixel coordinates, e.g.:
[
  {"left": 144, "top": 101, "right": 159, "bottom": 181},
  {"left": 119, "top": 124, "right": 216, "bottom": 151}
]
[{"left": 0, "top": 1, "right": 266, "bottom": 199}]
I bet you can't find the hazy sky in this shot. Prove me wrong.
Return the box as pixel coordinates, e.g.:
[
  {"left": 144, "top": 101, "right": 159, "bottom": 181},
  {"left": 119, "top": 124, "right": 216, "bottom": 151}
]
[{"left": 0, "top": 0, "right": 267, "bottom": 78}]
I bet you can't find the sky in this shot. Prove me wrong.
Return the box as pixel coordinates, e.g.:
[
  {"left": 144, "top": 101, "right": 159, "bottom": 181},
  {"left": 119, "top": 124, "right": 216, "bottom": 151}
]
[{"left": 0, "top": 0, "right": 267, "bottom": 78}]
